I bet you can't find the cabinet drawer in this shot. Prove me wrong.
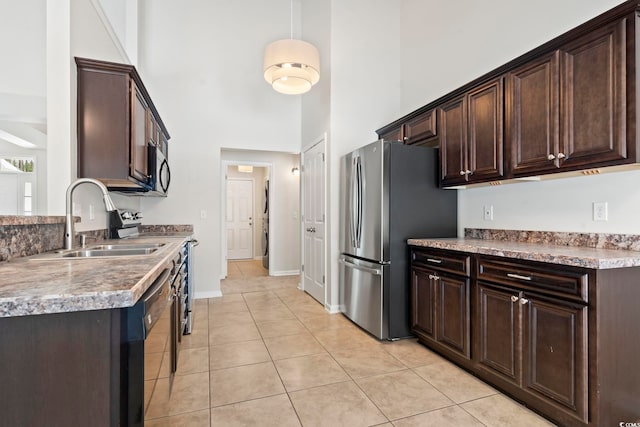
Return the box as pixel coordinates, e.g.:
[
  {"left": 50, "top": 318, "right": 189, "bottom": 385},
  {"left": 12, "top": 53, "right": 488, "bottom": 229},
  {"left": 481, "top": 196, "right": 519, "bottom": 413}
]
[
  {"left": 477, "top": 257, "right": 588, "bottom": 303},
  {"left": 411, "top": 249, "right": 470, "bottom": 277}
]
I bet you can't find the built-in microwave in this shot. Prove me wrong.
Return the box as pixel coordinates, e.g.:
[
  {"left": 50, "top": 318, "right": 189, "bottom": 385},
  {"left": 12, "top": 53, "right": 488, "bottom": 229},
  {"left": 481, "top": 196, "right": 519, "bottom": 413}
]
[{"left": 148, "top": 144, "right": 171, "bottom": 196}]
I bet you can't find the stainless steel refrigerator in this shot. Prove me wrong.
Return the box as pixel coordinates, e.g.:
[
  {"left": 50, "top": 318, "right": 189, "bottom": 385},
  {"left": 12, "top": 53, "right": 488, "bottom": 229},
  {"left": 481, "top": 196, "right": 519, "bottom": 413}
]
[{"left": 339, "top": 140, "right": 457, "bottom": 340}]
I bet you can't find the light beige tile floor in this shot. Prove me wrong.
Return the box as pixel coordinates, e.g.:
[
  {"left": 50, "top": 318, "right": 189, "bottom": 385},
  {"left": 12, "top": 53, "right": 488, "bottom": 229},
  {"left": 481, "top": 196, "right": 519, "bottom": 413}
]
[{"left": 146, "top": 267, "right": 556, "bottom": 426}]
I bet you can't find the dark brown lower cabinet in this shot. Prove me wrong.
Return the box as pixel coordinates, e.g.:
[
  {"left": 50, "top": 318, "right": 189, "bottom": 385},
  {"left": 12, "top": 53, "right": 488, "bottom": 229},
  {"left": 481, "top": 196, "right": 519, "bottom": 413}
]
[
  {"left": 0, "top": 310, "right": 120, "bottom": 427},
  {"left": 436, "top": 274, "right": 470, "bottom": 358},
  {"left": 477, "top": 283, "right": 519, "bottom": 385},
  {"left": 410, "top": 246, "right": 640, "bottom": 426},
  {"left": 523, "top": 294, "right": 588, "bottom": 420},
  {"left": 411, "top": 265, "right": 470, "bottom": 364},
  {"left": 476, "top": 282, "right": 588, "bottom": 424},
  {"left": 410, "top": 268, "right": 435, "bottom": 339}
]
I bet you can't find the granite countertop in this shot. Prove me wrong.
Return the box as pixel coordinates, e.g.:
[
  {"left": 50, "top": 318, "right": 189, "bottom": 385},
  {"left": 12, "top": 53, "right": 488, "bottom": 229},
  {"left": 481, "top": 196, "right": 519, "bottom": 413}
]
[
  {"left": 0, "top": 235, "right": 191, "bottom": 318},
  {"left": 408, "top": 237, "right": 640, "bottom": 269}
]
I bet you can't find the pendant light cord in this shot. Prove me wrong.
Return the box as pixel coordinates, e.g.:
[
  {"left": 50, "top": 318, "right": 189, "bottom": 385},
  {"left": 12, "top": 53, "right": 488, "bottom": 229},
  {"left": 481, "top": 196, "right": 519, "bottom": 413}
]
[{"left": 290, "top": 0, "right": 293, "bottom": 39}]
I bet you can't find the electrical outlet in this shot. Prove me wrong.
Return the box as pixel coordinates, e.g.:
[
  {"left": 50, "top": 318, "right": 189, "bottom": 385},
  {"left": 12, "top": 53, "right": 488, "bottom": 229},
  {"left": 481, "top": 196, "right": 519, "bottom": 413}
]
[
  {"left": 483, "top": 205, "right": 494, "bottom": 221},
  {"left": 72, "top": 202, "right": 81, "bottom": 216},
  {"left": 593, "top": 202, "right": 608, "bottom": 221},
  {"left": 200, "top": 209, "right": 207, "bottom": 219},
  {"left": 89, "top": 204, "right": 95, "bottom": 220}
]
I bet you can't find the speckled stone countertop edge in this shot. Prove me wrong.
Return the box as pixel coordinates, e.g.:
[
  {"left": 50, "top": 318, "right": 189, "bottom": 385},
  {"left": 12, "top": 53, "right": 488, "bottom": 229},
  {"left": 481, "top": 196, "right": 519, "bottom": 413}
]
[
  {"left": 407, "top": 238, "right": 640, "bottom": 269},
  {"left": 0, "top": 235, "right": 191, "bottom": 318}
]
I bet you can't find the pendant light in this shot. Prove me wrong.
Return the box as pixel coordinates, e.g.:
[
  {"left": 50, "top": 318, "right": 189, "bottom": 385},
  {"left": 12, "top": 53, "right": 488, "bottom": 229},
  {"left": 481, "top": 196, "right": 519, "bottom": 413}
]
[{"left": 263, "top": 0, "right": 320, "bottom": 95}]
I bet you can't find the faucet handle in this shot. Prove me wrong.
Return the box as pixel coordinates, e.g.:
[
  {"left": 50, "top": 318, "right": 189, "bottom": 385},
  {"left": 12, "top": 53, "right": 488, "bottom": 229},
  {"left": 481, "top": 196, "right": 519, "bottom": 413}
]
[{"left": 80, "top": 234, "right": 97, "bottom": 248}]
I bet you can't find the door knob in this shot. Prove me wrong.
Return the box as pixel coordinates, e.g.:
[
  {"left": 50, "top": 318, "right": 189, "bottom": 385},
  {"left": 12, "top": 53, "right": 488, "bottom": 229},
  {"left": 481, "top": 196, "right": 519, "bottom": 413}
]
[
  {"left": 510, "top": 295, "right": 519, "bottom": 303},
  {"left": 547, "top": 154, "right": 556, "bottom": 160},
  {"left": 557, "top": 152, "right": 566, "bottom": 159},
  {"left": 520, "top": 298, "right": 529, "bottom": 305}
]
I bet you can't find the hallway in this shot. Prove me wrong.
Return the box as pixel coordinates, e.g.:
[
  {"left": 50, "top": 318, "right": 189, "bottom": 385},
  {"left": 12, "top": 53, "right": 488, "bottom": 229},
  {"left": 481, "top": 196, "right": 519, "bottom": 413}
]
[{"left": 145, "top": 269, "right": 554, "bottom": 426}]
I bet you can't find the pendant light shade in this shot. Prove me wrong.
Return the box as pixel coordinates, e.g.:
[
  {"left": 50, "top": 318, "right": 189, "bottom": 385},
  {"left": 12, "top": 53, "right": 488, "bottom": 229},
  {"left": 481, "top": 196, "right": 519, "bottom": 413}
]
[{"left": 264, "top": 39, "right": 320, "bottom": 94}]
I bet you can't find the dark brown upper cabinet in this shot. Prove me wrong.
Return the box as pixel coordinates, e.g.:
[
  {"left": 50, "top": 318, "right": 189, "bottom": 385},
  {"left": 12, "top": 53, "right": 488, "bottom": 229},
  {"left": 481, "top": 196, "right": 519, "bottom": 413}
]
[
  {"left": 76, "top": 57, "right": 170, "bottom": 192},
  {"left": 507, "top": 51, "right": 560, "bottom": 176},
  {"left": 440, "top": 77, "right": 504, "bottom": 186},
  {"left": 379, "top": 109, "right": 437, "bottom": 146},
  {"left": 559, "top": 18, "right": 629, "bottom": 169},
  {"left": 379, "top": 125, "right": 404, "bottom": 143},
  {"left": 508, "top": 19, "right": 629, "bottom": 176},
  {"left": 377, "top": 2, "right": 639, "bottom": 187},
  {"left": 404, "top": 109, "right": 437, "bottom": 145}
]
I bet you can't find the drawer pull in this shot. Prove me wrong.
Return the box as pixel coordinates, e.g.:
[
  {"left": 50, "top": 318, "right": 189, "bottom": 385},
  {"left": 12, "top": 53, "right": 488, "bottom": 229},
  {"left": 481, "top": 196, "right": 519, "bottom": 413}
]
[
  {"left": 507, "top": 273, "right": 532, "bottom": 281},
  {"left": 426, "top": 258, "right": 442, "bottom": 264},
  {"left": 510, "top": 295, "right": 519, "bottom": 303},
  {"left": 519, "top": 298, "right": 530, "bottom": 305}
]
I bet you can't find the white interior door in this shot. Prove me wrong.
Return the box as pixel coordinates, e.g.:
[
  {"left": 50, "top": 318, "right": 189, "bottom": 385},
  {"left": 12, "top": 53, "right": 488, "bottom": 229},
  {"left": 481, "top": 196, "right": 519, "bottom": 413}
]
[
  {"left": 226, "top": 178, "right": 254, "bottom": 260},
  {"left": 302, "top": 141, "right": 326, "bottom": 304}
]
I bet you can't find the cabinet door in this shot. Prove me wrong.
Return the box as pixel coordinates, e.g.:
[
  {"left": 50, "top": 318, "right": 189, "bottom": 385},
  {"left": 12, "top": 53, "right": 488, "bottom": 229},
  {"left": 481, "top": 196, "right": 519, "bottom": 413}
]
[
  {"left": 131, "top": 84, "right": 150, "bottom": 185},
  {"left": 410, "top": 268, "right": 435, "bottom": 341},
  {"left": 508, "top": 52, "right": 560, "bottom": 176},
  {"left": 405, "top": 109, "right": 436, "bottom": 145},
  {"left": 476, "top": 283, "right": 520, "bottom": 385},
  {"left": 440, "top": 96, "right": 467, "bottom": 185},
  {"left": 436, "top": 274, "right": 470, "bottom": 359},
  {"left": 559, "top": 18, "right": 628, "bottom": 169},
  {"left": 467, "top": 77, "right": 504, "bottom": 181},
  {"left": 522, "top": 294, "right": 588, "bottom": 422},
  {"left": 379, "top": 125, "right": 404, "bottom": 143}
]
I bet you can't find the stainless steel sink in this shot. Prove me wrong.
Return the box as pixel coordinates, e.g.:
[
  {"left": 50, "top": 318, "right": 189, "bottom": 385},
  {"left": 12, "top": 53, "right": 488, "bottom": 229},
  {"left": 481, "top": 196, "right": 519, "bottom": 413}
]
[
  {"left": 89, "top": 243, "right": 165, "bottom": 250},
  {"left": 29, "top": 245, "right": 160, "bottom": 260},
  {"left": 61, "top": 248, "right": 158, "bottom": 257}
]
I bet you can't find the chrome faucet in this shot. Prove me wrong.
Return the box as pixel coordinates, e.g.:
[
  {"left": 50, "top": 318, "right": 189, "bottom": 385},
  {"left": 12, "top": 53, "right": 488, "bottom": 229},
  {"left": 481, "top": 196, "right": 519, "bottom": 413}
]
[{"left": 64, "top": 178, "right": 118, "bottom": 250}]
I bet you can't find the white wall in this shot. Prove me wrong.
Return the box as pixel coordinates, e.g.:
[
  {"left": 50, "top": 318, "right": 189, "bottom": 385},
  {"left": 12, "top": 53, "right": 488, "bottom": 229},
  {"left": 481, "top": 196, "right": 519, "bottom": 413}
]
[
  {"left": 318, "top": 0, "right": 402, "bottom": 308},
  {"left": 138, "top": 0, "right": 303, "bottom": 297}
]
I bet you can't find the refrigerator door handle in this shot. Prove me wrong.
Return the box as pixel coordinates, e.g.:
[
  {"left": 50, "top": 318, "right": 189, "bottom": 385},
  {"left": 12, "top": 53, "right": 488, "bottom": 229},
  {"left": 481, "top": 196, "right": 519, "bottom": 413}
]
[
  {"left": 355, "top": 156, "right": 363, "bottom": 248},
  {"left": 339, "top": 258, "right": 382, "bottom": 276},
  {"left": 350, "top": 157, "right": 358, "bottom": 248}
]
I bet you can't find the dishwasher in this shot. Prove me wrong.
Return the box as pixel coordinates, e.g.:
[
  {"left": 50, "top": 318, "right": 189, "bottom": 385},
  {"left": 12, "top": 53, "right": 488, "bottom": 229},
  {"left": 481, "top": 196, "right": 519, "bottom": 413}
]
[{"left": 121, "top": 268, "right": 174, "bottom": 426}]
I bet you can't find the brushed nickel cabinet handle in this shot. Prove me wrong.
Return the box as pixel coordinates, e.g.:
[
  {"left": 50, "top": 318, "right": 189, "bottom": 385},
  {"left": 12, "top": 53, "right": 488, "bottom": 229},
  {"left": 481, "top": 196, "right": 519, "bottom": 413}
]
[
  {"left": 507, "top": 273, "right": 532, "bottom": 281},
  {"left": 426, "top": 258, "right": 442, "bottom": 264}
]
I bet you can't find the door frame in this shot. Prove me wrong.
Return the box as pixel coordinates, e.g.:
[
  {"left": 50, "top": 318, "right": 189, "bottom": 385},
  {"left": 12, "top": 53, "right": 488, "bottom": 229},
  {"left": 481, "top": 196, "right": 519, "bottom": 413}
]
[
  {"left": 220, "top": 160, "right": 272, "bottom": 279},
  {"left": 300, "top": 133, "right": 332, "bottom": 310}
]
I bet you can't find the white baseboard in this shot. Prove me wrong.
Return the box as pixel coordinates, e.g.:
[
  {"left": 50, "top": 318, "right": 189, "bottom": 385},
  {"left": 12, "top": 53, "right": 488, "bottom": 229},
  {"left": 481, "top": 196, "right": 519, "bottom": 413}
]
[
  {"left": 325, "top": 304, "right": 341, "bottom": 314},
  {"left": 270, "top": 269, "right": 300, "bottom": 276},
  {"left": 195, "top": 290, "right": 223, "bottom": 299}
]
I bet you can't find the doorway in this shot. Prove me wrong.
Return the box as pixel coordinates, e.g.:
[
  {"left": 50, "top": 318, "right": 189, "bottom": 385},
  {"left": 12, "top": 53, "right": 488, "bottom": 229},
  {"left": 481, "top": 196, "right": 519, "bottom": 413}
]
[{"left": 224, "top": 163, "right": 270, "bottom": 275}]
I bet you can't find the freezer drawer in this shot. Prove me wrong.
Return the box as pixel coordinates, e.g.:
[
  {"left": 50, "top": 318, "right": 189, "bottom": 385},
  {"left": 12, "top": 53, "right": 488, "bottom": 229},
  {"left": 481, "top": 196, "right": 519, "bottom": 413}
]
[{"left": 339, "top": 255, "right": 389, "bottom": 339}]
